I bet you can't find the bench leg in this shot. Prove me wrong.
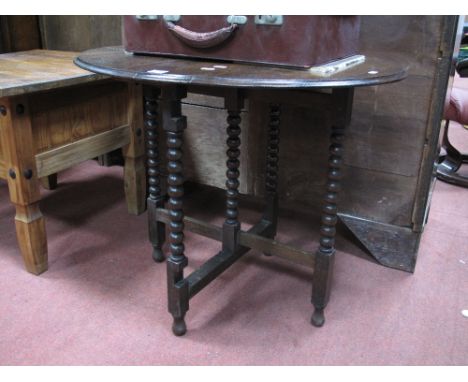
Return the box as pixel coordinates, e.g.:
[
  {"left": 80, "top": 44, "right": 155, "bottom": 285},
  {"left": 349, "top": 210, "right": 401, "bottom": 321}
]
[
  {"left": 1, "top": 96, "right": 48, "bottom": 275},
  {"left": 123, "top": 83, "right": 146, "bottom": 215}
]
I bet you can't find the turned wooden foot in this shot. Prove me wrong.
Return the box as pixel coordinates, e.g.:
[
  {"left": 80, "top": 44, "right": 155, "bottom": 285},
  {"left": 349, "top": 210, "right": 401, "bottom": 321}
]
[
  {"left": 172, "top": 315, "right": 187, "bottom": 336},
  {"left": 311, "top": 307, "right": 325, "bottom": 327},
  {"left": 152, "top": 247, "right": 165, "bottom": 263},
  {"left": 14, "top": 203, "right": 48, "bottom": 275}
]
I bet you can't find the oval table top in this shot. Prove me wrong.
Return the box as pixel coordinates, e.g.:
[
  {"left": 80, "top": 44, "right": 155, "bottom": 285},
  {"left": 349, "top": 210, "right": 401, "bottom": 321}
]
[{"left": 75, "top": 46, "right": 408, "bottom": 89}]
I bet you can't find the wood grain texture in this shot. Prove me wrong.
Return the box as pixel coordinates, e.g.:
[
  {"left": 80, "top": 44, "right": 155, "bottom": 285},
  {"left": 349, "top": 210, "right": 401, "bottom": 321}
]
[
  {"left": 39, "top": 16, "right": 122, "bottom": 52},
  {"left": 76, "top": 46, "right": 408, "bottom": 89},
  {"left": 0, "top": 16, "right": 42, "bottom": 53},
  {"left": 181, "top": 103, "right": 250, "bottom": 194},
  {"left": 123, "top": 82, "right": 146, "bottom": 215},
  {"left": 0, "top": 96, "right": 40, "bottom": 205},
  {"left": 0, "top": 50, "right": 107, "bottom": 98},
  {"left": 0, "top": 95, "right": 47, "bottom": 274},
  {"left": 0, "top": 48, "right": 145, "bottom": 274},
  {"left": 35, "top": 125, "right": 130, "bottom": 178},
  {"left": 0, "top": 160, "right": 6, "bottom": 179},
  {"left": 29, "top": 81, "right": 128, "bottom": 153}
]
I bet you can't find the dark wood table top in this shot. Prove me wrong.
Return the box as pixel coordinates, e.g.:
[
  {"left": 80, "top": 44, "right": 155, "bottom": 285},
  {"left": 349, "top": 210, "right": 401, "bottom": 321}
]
[
  {"left": 0, "top": 50, "right": 108, "bottom": 98},
  {"left": 75, "top": 46, "right": 408, "bottom": 89}
]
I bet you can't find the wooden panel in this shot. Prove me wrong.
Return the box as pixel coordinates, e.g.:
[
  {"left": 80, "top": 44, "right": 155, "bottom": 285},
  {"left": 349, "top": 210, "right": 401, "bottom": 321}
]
[
  {"left": 0, "top": 50, "right": 106, "bottom": 98},
  {"left": 35, "top": 125, "right": 130, "bottom": 178},
  {"left": 181, "top": 102, "right": 250, "bottom": 194},
  {"left": 340, "top": 167, "right": 419, "bottom": 227},
  {"left": 29, "top": 82, "right": 128, "bottom": 153},
  {"left": 0, "top": 16, "right": 42, "bottom": 53},
  {"left": 248, "top": 101, "right": 331, "bottom": 200},
  {"left": 411, "top": 17, "right": 460, "bottom": 231},
  {"left": 39, "top": 16, "right": 122, "bottom": 51}
]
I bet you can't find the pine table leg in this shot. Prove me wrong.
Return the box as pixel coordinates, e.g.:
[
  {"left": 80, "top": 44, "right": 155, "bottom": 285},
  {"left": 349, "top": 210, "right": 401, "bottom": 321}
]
[
  {"left": 123, "top": 82, "right": 146, "bottom": 216},
  {"left": 0, "top": 96, "right": 48, "bottom": 275}
]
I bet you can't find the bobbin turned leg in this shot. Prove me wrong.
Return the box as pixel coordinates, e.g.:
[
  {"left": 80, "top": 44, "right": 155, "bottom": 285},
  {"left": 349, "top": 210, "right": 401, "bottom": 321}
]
[
  {"left": 223, "top": 90, "right": 244, "bottom": 254},
  {"left": 144, "top": 86, "right": 166, "bottom": 263},
  {"left": 161, "top": 86, "right": 189, "bottom": 336},
  {"left": 311, "top": 88, "right": 353, "bottom": 327},
  {"left": 262, "top": 103, "right": 281, "bottom": 255}
]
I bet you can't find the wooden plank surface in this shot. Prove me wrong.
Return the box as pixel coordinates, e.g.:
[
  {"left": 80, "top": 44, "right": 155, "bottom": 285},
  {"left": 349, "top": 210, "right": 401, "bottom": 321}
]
[
  {"left": 182, "top": 103, "right": 251, "bottom": 194},
  {"left": 39, "top": 16, "right": 122, "bottom": 52},
  {"left": 0, "top": 16, "right": 42, "bottom": 53},
  {"left": 35, "top": 124, "right": 130, "bottom": 178},
  {"left": 0, "top": 49, "right": 107, "bottom": 97},
  {"left": 29, "top": 81, "right": 128, "bottom": 153},
  {"left": 76, "top": 47, "right": 408, "bottom": 89}
]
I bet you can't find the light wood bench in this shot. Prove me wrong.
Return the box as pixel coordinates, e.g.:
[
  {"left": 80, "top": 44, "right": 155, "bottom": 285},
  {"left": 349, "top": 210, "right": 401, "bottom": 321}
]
[{"left": 0, "top": 50, "right": 146, "bottom": 275}]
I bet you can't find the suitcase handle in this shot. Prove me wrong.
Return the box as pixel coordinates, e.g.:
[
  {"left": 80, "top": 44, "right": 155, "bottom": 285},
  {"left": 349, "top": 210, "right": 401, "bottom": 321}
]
[{"left": 165, "top": 21, "right": 238, "bottom": 49}]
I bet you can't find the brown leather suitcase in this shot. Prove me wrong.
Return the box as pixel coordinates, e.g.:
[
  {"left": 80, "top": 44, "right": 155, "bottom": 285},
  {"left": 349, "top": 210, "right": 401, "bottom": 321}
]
[{"left": 122, "top": 15, "right": 360, "bottom": 68}]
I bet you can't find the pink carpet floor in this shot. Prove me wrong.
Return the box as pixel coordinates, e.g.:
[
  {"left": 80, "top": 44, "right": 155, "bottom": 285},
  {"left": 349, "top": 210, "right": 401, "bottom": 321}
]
[{"left": 1, "top": 126, "right": 468, "bottom": 366}]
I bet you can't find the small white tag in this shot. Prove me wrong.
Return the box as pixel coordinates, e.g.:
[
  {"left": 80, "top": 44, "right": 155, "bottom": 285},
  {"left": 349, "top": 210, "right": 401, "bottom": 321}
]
[
  {"left": 200, "top": 67, "right": 216, "bottom": 71},
  {"left": 309, "top": 55, "right": 366, "bottom": 77},
  {"left": 213, "top": 65, "right": 228, "bottom": 69},
  {"left": 147, "top": 69, "right": 169, "bottom": 74}
]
